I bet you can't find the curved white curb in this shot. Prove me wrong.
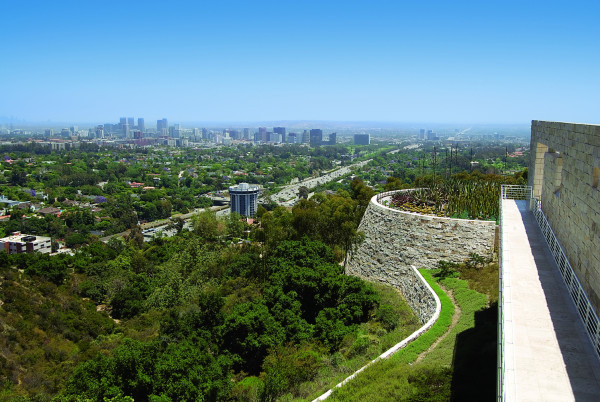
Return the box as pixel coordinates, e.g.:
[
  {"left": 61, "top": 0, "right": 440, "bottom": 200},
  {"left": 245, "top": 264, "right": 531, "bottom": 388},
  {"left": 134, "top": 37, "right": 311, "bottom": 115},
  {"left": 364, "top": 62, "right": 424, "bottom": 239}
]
[{"left": 313, "top": 265, "right": 442, "bottom": 401}]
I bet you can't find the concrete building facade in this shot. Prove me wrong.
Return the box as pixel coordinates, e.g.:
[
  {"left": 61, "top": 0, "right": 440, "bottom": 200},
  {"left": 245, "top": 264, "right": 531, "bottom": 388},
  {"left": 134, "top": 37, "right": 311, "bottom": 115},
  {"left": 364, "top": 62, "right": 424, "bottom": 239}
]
[
  {"left": 1, "top": 232, "right": 51, "bottom": 254},
  {"left": 229, "top": 183, "right": 260, "bottom": 217},
  {"left": 354, "top": 134, "right": 370, "bottom": 145},
  {"left": 529, "top": 120, "right": 600, "bottom": 315}
]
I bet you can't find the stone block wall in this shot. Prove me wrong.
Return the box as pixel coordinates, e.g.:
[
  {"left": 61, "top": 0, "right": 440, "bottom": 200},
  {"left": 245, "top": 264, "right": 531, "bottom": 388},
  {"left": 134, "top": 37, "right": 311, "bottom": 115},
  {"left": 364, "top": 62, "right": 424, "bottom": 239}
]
[
  {"left": 529, "top": 120, "right": 600, "bottom": 315},
  {"left": 346, "top": 193, "right": 496, "bottom": 323}
]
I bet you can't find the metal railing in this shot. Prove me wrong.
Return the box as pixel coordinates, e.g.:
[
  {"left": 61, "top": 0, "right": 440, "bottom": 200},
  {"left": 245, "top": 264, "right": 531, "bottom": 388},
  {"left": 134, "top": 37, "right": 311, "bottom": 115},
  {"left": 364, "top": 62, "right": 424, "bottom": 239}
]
[
  {"left": 498, "top": 185, "right": 600, "bottom": 401},
  {"left": 375, "top": 190, "right": 399, "bottom": 204},
  {"left": 501, "top": 184, "right": 531, "bottom": 200},
  {"left": 529, "top": 197, "right": 600, "bottom": 357},
  {"left": 497, "top": 193, "right": 505, "bottom": 401}
]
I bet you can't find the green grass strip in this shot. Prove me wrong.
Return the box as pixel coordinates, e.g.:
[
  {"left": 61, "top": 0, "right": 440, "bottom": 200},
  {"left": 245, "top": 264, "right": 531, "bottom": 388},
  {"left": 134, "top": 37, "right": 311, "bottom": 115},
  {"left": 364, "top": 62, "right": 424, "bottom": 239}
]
[
  {"left": 390, "top": 269, "right": 454, "bottom": 364},
  {"left": 327, "top": 270, "right": 454, "bottom": 401},
  {"left": 421, "top": 276, "right": 488, "bottom": 366},
  {"left": 328, "top": 270, "right": 492, "bottom": 401}
]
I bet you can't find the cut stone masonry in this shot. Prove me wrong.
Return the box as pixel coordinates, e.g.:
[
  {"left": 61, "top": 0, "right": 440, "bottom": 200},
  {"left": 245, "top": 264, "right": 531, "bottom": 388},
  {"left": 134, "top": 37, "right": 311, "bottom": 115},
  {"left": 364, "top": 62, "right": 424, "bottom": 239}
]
[
  {"left": 346, "top": 192, "right": 496, "bottom": 323},
  {"left": 529, "top": 120, "right": 600, "bottom": 315}
]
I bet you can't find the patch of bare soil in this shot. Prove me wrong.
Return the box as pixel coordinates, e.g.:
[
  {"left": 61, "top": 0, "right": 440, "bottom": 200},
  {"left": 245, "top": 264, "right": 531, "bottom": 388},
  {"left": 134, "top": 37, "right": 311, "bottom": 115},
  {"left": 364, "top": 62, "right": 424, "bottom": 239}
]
[{"left": 415, "top": 286, "right": 461, "bottom": 363}]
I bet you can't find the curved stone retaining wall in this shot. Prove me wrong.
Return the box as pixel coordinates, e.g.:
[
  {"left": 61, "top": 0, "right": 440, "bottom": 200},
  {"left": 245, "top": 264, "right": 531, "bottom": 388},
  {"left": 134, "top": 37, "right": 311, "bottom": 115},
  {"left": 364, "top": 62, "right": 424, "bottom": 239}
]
[
  {"left": 346, "top": 191, "right": 496, "bottom": 323},
  {"left": 313, "top": 266, "right": 441, "bottom": 401}
]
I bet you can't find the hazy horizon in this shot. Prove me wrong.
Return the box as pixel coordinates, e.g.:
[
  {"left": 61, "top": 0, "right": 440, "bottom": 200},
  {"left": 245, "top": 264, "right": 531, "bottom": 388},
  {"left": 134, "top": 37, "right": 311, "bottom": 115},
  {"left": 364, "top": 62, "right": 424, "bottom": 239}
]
[
  {"left": 0, "top": 118, "right": 533, "bottom": 132},
  {"left": 1, "top": 1, "right": 598, "bottom": 125}
]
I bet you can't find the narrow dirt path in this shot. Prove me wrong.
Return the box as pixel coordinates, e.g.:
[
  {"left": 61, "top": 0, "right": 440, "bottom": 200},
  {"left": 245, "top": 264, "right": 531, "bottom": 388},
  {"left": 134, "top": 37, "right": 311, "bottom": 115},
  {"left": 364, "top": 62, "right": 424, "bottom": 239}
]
[{"left": 415, "top": 285, "right": 461, "bottom": 363}]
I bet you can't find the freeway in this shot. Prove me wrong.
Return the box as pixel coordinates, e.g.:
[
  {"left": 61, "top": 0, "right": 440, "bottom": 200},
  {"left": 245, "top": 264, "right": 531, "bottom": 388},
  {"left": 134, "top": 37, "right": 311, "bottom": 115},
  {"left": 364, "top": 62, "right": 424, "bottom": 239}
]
[
  {"left": 269, "top": 159, "right": 371, "bottom": 206},
  {"left": 99, "top": 205, "right": 228, "bottom": 243}
]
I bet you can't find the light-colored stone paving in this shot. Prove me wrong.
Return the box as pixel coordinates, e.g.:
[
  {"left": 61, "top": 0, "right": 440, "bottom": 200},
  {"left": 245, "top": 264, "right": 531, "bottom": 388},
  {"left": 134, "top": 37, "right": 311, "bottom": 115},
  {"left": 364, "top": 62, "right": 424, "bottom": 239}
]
[{"left": 502, "top": 199, "right": 600, "bottom": 401}]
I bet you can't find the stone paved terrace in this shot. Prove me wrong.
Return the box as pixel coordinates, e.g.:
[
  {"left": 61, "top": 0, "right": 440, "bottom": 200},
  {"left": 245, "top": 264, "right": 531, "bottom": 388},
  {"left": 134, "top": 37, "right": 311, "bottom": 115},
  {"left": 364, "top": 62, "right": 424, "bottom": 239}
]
[{"left": 501, "top": 199, "right": 600, "bottom": 401}]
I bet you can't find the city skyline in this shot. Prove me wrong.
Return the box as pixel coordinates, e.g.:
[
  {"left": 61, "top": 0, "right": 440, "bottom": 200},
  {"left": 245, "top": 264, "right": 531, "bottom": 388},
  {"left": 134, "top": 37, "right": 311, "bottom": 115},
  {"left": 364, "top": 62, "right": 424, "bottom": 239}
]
[{"left": 1, "top": 1, "right": 598, "bottom": 125}]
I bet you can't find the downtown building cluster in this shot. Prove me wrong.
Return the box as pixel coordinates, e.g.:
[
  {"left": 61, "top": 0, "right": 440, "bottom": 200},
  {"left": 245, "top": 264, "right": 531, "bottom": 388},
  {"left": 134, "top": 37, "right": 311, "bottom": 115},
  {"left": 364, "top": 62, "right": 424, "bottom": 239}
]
[{"left": 35, "top": 118, "right": 340, "bottom": 149}]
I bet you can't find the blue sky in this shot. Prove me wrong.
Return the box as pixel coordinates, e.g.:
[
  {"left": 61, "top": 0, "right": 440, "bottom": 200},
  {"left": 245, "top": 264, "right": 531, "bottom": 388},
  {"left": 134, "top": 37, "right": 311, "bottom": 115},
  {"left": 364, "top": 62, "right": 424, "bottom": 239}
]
[{"left": 1, "top": 0, "right": 598, "bottom": 125}]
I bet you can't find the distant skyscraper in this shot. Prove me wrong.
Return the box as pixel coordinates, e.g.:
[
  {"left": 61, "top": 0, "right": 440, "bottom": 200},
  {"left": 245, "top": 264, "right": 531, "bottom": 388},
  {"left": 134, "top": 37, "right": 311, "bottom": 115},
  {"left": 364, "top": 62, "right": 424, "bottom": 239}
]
[
  {"left": 302, "top": 130, "right": 310, "bottom": 144},
  {"left": 288, "top": 133, "right": 297, "bottom": 143},
  {"left": 243, "top": 128, "right": 250, "bottom": 140},
  {"left": 328, "top": 132, "right": 337, "bottom": 145},
  {"left": 271, "top": 133, "right": 282, "bottom": 143},
  {"left": 259, "top": 127, "right": 267, "bottom": 142},
  {"left": 138, "top": 118, "right": 145, "bottom": 132},
  {"left": 128, "top": 117, "right": 134, "bottom": 128},
  {"left": 229, "top": 183, "right": 260, "bottom": 217},
  {"left": 96, "top": 125, "right": 104, "bottom": 139},
  {"left": 120, "top": 117, "right": 129, "bottom": 138},
  {"left": 202, "top": 128, "right": 208, "bottom": 139},
  {"left": 172, "top": 123, "right": 181, "bottom": 138},
  {"left": 309, "top": 129, "right": 323, "bottom": 146},
  {"left": 354, "top": 134, "right": 370, "bottom": 145},
  {"left": 274, "top": 126, "right": 286, "bottom": 143},
  {"left": 419, "top": 129, "right": 425, "bottom": 139},
  {"left": 157, "top": 118, "right": 168, "bottom": 133},
  {"left": 44, "top": 129, "right": 53, "bottom": 137}
]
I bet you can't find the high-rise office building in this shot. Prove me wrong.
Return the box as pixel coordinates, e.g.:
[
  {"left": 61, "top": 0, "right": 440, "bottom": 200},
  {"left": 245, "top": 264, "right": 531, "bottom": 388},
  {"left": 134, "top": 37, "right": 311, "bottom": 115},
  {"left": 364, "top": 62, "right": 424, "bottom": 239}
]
[
  {"left": 274, "top": 126, "right": 286, "bottom": 143},
  {"left": 302, "top": 130, "right": 310, "bottom": 144},
  {"left": 138, "top": 118, "right": 145, "bottom": 132},
  {"left": 354, "top": 134, "right": 370, "bottom": 145},
  {"left": 171, "top": 124, "right": 181, "bottom": 138},
  {"left": 309, "top": 129, "right": 323, "bottom": 146},
  {"left": 229, "top": 183, "right": 260, "bottom": 217},
  {"left": 287, "top": 133, "right": 297, "bottom": 143},
  {"left": 96, "top": 125, "right": 104, "bottom": 139},
  {"left": 271, "top": 133, "right": 282, "bottom": 143},
  {"left": 328, "top": 132, "right": 337, "bottom": 145},
  {"left": 157, "top": 118, "right": 168, "bottom": 133},
  {"left": 120, "top": 117, "right": 129, "bottom": 138},
  {"left": 419, "top": 129, "right": 425, "bottom": 139},
  {"left": 243, "top": 128, "right": 250, "bottom": 140},
  {"left": 259, "top": 127, "right": 267, "bottom": 142},
  {"left": 128, "top": 117, "right": 134, "bottom": 128},
  {"left": 44, "top": 129, "right": 53, "bottom": 137}
]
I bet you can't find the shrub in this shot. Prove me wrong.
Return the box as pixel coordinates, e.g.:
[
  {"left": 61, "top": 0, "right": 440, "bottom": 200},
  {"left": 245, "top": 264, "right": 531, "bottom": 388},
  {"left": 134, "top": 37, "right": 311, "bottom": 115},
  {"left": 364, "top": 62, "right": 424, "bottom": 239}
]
[
  {"left": 376, "top": 304, "right": 399, "bottom": 331},
  {"left": 434, "top": 260, "right": 459, "bottom": 278}
]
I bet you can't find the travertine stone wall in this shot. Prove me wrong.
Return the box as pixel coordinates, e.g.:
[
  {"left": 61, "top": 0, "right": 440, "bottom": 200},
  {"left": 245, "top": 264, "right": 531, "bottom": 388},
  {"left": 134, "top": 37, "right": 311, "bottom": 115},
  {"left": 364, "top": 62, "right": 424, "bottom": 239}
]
[
  {"left": 529, "top": 120, "right": 600, "bottom": 314},
  {"left": 346, "top": 193, "right": 496, "bottom": 323}
]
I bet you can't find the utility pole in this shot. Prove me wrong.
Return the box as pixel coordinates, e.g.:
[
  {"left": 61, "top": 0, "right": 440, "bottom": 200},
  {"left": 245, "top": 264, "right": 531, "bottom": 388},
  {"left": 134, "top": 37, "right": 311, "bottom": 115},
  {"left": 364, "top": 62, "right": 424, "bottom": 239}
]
[
  {"left": 433, "top": 146, "right": 437, "bottom": 183},
  {"left": 470, "top": 148, "right": 473, "bottom": 172}
]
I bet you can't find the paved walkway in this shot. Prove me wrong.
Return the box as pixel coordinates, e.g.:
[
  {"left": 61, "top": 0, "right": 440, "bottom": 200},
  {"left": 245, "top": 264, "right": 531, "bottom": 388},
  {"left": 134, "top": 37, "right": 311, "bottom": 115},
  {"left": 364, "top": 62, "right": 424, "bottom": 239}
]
[{"left": 502, "top": 199, "right": 600, "bottom": 401}]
